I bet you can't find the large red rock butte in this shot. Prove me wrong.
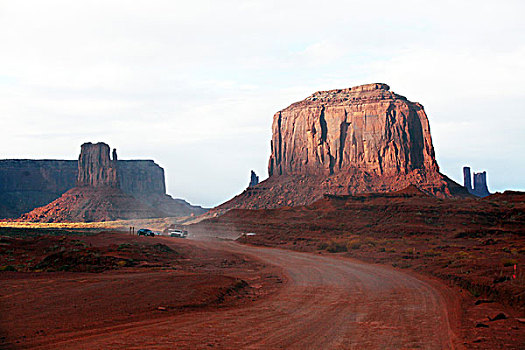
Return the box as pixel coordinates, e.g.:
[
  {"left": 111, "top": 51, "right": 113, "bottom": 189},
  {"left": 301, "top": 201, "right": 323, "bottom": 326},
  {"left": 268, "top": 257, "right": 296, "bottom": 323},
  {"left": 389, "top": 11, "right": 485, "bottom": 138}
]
[
  {"left": 18, "top": 143, "right": 206, "bottom": 222},
  {"left": 220, "top": 83, "right": 467, "bottom": 210}
]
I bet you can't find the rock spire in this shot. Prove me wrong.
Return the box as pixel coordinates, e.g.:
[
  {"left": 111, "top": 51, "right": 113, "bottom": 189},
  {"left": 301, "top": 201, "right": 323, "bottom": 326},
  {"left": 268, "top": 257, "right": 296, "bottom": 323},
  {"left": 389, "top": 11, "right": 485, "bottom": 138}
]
[{"left": 77, "top": 142, "right": 119, "bottom": 188}]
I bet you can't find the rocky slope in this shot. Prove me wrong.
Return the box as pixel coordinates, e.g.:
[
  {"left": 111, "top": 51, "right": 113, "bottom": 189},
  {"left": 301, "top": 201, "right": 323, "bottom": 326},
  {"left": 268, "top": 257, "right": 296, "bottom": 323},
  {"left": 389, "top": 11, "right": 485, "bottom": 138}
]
[
  {"left": 18, "top": 187, "right": 165, "bottom": 222},
  {"left": 220, "top": 83, "right": 468, "bottom": 210}
]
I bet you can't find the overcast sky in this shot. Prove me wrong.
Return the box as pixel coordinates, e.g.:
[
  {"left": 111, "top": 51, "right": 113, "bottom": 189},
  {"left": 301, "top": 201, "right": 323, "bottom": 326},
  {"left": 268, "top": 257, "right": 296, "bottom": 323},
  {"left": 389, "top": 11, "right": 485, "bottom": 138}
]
[{"left": 1, "top": 0, "right": 524, "bottom": 207}]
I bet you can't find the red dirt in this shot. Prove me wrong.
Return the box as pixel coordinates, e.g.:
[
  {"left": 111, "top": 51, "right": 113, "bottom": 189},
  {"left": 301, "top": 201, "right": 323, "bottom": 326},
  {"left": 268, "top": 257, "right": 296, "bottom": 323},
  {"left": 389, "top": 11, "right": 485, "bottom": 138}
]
[
  {"left": 2, "top": 193, "right": 523, "bottom": 350},
  {"left": 190, "top": 188, "right": 525, "bottom": 349},
  {"left": 3, "top": 239, "right": 466, "bottom": 349},
  {"left": 0, "top": 231, "right": 282, "bottom": 349}
]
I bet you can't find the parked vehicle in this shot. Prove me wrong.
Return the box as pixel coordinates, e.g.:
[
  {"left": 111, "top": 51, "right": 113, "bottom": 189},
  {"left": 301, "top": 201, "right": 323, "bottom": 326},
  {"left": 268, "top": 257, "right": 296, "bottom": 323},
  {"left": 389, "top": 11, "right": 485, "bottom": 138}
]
[
  {"left": 169, "top": 229, "right": 188, "bottom": 238},
  {"left": 137, "top": 228, "right": 155, "bottom": 237}
]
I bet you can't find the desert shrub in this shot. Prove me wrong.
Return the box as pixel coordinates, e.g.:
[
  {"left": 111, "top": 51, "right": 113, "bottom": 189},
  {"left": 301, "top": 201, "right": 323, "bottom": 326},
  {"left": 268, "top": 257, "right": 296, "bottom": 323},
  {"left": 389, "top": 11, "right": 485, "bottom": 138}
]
[
  {"left": 467, "top": 285, "right": 483, "bottom": 298},
  {"left": 361, "top": 237, "right": 376, "bottom": 247},
  {"left": 402, "top": 248, "right": 416, "bottom": 259},
  {"left": 422, "top": 249, "right": 441, "bottom": 257},
  {"left": 347, "top": 238, "right": 361, "bottom": 250},
  {"left": 152, "top": 243, "right": 174, "bottom": 253},
  {"left": 402, "top": 248, "right": 415, "bottom": 255},
  {"left": 317, "top": 242, "right": 329, "bottom": 250},
  {"left": 455, "top": 230, "right": 487, "bottom": 238},
  {"left": 117, "top": 243, "right": 133, "bottom": 251},
  {"left": 454, "top": 251, "right": 473, "bottom": 259},
  {"left": 326, "top": 240, "right": 348, "bottom": 253},
  {"left": 501, "top": 258, "right": 518, "bottom": 267},
  {"left": 0, "top": 265, "right": 16, "bottom": 271}
]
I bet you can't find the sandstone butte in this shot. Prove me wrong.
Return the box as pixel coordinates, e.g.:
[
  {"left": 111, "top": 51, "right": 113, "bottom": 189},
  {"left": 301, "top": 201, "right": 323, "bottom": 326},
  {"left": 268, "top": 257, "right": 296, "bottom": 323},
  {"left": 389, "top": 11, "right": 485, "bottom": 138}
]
[
  {"left": 18, "top": 143, "right": 205, "bottom": 222},
  {"left": 220, "top": 83, "right": 468, "bottom": 210}
]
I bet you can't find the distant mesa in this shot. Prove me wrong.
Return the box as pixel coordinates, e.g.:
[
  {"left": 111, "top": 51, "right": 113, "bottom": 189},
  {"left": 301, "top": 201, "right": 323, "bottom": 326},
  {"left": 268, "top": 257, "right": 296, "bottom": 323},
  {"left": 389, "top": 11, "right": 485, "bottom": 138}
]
[
  {"left": 219, "top": 83, "right": 468, "bottom": 210},
  {"left": 463, "top": 166, "right": 491, "bottom": 197},
  {"left": 1, "top": 142, "right": 206, "bottom": 222}
]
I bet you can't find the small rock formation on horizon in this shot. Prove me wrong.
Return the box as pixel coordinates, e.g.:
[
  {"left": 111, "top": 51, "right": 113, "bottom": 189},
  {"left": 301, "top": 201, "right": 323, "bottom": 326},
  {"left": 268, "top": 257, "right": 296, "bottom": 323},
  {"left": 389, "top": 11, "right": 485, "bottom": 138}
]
[
  {"left": 15, "top": 143, "right": 206, "bottom": 222},
  {"left": 248, "top": 170, "right": 259, "bottom": 188},
  {"left": 463, "top": 166, "right": 491, "bottom": 197},
  {"left": 219, "top": 83, "right": 467, "bottom": 210}
]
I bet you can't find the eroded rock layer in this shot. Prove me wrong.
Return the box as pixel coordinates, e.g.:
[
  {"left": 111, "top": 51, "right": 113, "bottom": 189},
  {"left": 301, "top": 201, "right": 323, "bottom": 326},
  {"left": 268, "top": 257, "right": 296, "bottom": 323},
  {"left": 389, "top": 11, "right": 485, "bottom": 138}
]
[{"left": 220, "top": 83, "right": 467, "bottom": 210}]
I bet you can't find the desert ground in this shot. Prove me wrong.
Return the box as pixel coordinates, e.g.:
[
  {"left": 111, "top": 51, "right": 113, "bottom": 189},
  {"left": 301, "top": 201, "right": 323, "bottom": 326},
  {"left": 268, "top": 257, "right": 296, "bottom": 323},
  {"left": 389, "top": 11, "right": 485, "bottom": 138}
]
[
  {"left": 1, "top": 190, "right": 524, "bottom": 350},
  {"left": 1, "top": 229, "right": 461, "bottom": 349}
]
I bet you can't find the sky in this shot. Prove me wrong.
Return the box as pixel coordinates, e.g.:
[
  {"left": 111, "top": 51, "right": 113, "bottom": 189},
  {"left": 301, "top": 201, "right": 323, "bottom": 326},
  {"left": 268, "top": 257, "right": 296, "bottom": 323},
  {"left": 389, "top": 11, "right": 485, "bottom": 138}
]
[{"left": 0, "top": 0, "right": 524, "bottom": 207}]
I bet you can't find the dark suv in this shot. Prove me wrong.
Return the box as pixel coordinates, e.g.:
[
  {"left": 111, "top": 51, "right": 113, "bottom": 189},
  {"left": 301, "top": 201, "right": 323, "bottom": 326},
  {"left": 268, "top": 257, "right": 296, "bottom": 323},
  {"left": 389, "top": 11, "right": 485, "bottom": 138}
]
[{"left": 137, "top": 228, "right": 155, "bottom": 237}]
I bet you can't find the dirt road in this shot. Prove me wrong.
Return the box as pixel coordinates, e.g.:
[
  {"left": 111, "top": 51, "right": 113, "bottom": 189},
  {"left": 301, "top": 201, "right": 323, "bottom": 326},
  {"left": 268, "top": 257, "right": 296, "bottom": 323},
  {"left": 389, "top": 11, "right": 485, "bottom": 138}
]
[{"left": 29, "top": 238, "right": 459, "bottom": 349}]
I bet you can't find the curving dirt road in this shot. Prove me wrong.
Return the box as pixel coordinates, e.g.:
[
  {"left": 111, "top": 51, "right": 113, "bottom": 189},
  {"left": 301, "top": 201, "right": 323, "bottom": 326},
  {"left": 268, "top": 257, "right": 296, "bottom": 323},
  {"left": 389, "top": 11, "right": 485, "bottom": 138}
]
[{"left": 31, "top": 239, "right": 459, "bottom": 349}]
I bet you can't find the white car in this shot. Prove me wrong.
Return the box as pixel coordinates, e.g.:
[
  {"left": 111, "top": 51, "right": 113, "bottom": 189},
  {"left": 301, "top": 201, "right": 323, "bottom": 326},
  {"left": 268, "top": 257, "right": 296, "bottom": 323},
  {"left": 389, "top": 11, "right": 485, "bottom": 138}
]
[{"left": 170, "top": 229, "right": 188, "bottom": 238}]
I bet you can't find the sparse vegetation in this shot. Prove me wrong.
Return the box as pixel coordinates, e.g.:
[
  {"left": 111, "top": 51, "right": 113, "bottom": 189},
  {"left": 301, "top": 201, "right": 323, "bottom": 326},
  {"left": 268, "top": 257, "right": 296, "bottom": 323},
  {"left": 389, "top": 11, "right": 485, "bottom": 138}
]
[
  {"left": 326, "top": 240, "right": 348, "bottom": 253},
  {"left": 501, "top": 258, "right": 518, "bottom": 267},
  {"left": 422, "top": 249, "right": 441, "bottom": 257}
]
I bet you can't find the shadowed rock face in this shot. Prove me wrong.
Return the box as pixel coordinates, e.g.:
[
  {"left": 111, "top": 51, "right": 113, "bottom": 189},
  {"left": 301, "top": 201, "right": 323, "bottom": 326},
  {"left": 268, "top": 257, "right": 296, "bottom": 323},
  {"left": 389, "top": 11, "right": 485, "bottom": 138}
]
[
  {"left": 464, "top": 166, "right": 491, "bottom": 197},
  {"left": 0, "top": 160, "right": 78, "bottom": 218},
  {"left": 77, "top": 142, "right": 119, "bottom": 187},
  {"left": 219, "top": 83, "right": 467, "bottom": 211},
  {"left": 473, "top": 172, "right": 490, "bottom": 197}
]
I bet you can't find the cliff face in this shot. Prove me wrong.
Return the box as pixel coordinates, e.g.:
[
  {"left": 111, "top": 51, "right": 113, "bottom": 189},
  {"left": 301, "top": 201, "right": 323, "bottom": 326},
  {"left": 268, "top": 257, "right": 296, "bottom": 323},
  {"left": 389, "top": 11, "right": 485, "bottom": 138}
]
[
  {"left": 119, "top": 160, "right": 166, "bottom": 196},
  {"left": 77, "top": 142, "right": 119, "bottom": 187},
  {"left": 0, "top": 160, "right": 77, "bottom": 218},
  {"left": 220, "top": 83, "right": 467, "bottom": 211},
  {"left": 269, "top": 83, "right": 438, "bottom": 179}
]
